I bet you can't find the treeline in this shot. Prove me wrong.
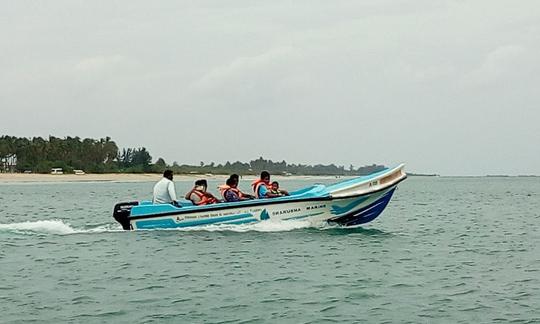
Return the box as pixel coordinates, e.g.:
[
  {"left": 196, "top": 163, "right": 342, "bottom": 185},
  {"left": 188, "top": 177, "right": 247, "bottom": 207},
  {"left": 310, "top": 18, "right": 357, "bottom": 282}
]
[
  {"left": 165, "top": 157, "right": 385, "bottom": 176},
  {"left": 0, "top": 136, "right": 153, "bottom": 173},
  {"left": 0, "top": 136, "right": 386, "bottom": 175}
]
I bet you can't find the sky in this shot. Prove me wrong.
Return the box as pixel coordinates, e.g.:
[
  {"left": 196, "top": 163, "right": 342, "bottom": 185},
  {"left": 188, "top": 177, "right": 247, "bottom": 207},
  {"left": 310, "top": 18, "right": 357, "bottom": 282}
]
[{"left": 1, "top": 0, "right": 539, "bottom": 176}]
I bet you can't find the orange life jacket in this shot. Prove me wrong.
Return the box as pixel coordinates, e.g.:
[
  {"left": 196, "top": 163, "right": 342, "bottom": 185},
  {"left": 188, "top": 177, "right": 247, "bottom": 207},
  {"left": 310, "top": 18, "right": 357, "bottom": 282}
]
[
  {"left": 252, "top": 179, "right": 270, "bottom": 198},
  {"left": 218, "top": 185, "right": 230, "bottom": 199},
  {"left": 219, "top": 185, "right": 243, "bottom": 201},
  {"left": 219, "top": 184, "right": 244, "bottom": 200},
  {"left": 191, "top": 190, "right": 218, "bottom": 206}
]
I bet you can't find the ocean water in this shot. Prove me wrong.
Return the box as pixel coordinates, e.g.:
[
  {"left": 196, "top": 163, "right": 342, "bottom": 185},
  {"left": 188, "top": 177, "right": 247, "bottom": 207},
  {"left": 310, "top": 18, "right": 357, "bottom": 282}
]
[{"left": 1, "top": 177, "right": 539, "bottom": 323}]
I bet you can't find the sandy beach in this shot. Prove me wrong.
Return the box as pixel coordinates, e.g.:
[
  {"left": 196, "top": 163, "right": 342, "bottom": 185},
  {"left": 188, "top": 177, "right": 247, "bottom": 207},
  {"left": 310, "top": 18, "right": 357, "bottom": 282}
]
[{"left": 0, "top": 173, "right": 344, "bottom": 183}]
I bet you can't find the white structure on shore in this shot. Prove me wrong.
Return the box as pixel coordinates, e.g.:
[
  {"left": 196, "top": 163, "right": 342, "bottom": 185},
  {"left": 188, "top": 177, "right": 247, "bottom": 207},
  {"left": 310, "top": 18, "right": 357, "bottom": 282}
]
[{"left": 0, "top": 154, "right": 17, "bottom": 173}]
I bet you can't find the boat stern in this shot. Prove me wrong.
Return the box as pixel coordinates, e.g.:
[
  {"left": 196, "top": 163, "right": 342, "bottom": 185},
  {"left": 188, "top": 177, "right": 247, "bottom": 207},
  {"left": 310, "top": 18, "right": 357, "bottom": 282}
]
[{"left": 113, "top": 201, "right": 138, "bottom": 230}]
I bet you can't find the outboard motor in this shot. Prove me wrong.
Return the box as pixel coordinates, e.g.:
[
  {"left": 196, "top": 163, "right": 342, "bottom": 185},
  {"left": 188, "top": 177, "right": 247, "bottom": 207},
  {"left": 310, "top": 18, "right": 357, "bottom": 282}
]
[{"left": 113, "top": 201, "right": 139, "bottom": 230}]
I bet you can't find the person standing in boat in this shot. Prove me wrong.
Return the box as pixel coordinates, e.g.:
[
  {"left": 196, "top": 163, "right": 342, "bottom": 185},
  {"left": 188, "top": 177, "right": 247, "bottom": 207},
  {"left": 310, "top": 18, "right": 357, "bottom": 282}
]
[
  {"left": 185, "top": 179, "right": 220, "bottom": 206},
  {"left": 252, "top": 171, "right": 283, "bottom": 199},
  {"left": 153, "top": 170, "right": 179, "bottom": 206},
  {"left": 218, "top": 174, "right": 254, "bottom": 200},
  {"left": 223, "top": 178, "right": 252, "bottom": 202}
]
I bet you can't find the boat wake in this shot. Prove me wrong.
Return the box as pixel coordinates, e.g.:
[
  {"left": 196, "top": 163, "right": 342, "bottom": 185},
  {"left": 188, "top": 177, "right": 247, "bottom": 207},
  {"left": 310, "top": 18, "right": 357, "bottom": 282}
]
[
  {"left": 0, "top": 220, "right": 123, "bottom": 235},
  {"left": 0, "top": 219, "right": 327, "bottom": 235},
  {"left": 168, "top": 219, "right": 319, "bottom": 233}
]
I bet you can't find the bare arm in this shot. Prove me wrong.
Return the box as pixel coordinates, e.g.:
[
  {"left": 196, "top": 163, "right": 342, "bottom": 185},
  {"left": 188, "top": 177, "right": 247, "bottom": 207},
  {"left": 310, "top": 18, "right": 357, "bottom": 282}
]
[
  {"left": 264, "top": 192, "right": 282, "bottom": 198},
  {"left": 184, "top": 188, "right": 194, "bottom": 200},
  {"left": 239, "top": 190, "right": 255, "bottom": 199}
]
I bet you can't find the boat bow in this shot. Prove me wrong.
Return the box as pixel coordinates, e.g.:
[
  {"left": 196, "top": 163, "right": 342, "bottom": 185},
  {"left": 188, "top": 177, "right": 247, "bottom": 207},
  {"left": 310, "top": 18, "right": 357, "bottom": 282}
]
[{"left": 326, "top": 164, "right": 406, "bottom": 198}]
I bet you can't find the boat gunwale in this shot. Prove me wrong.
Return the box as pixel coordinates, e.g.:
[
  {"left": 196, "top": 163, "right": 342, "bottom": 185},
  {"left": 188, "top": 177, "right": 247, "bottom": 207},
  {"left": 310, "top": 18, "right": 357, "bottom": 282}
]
[{"left": 128, "top": 175, "right": 407, "bottom": 221}]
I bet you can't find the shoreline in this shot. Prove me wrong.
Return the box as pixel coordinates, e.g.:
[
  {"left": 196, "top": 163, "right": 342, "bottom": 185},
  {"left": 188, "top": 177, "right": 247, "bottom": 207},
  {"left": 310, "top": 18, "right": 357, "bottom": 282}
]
[
  {"left": 0, "top": 173, "right": 346, "bottom": 183},
  {"left": 2, "top": 173, "right": 537, "bottom": 183}
]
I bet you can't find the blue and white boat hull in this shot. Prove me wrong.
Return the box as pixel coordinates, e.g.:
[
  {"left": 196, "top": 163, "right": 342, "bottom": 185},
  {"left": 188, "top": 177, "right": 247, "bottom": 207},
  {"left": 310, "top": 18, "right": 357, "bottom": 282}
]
[{"left": 113, "top": 164, "right": 406, "bottom": 230}]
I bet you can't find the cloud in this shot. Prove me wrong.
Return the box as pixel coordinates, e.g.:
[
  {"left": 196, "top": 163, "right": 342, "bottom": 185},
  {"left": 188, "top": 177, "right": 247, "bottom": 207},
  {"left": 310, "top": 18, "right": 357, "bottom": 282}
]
[
  {"left": 72, "top": 55, "right": 139, "bottom": 79},
  {"left": 186, "top": 47, "right": 303, "bottom": 110},
  {"left": 463, "top": 45, "right": 528, "bottom": 86},
  {"left": 190, "top": 47, "right": 298, "bottom": 90},
  {"left": 2, "top": 1, "right": 540, "bottom": 175},
  {"left": 74, "top": 55, "right": 129, "bottom": 72}
]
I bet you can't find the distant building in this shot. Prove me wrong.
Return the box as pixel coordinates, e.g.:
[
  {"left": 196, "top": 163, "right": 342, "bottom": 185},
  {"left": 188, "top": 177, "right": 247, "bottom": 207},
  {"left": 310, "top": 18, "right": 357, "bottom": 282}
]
[{"left": 0, "top": 154, "right": 17, "bottom": 173}]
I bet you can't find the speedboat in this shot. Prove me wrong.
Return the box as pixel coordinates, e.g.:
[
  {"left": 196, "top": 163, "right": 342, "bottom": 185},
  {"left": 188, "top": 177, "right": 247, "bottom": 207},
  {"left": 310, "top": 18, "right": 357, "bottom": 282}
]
[{"left": 113, "top": 164, "right": 406, "bottom": 230}]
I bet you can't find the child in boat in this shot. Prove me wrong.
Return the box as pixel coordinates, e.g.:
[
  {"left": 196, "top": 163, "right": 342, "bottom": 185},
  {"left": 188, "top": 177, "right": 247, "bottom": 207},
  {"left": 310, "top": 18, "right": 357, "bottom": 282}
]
[
  {"left": 185, "top": 179, "right": 220, "bottom": 205},
  {"left": 270, "top": 181, "right": 289, "bottom": 197},
  {"left": 253, "top": 171, "right": 290, "bottom": 198}
]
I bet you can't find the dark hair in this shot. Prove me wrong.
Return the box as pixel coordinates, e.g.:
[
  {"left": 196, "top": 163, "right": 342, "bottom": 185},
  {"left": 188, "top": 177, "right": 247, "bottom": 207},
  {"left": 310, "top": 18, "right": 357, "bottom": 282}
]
[
  {"left": 272, "top": 181, "right": 279, "bottom": 186},
  {"left": 195, "top": 179, "right": 207, "bottom": 187},
  {"left": 163, "top": 170, "right": 173, "bottom": 179},
  {"left": 260, "top": 171, "right": 270, "bottom": 179},
  {"left": 230, "top": 174, "right": 239, "bottom": 181},
  {"left": 226, "top": 177, "right": 236, "bottom": 186}
]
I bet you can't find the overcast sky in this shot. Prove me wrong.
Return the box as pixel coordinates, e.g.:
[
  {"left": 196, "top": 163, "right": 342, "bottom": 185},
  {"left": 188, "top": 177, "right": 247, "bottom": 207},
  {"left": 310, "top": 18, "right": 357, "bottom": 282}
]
[{"left": 1, "top": 1, "right": 539, "bottom": 175}]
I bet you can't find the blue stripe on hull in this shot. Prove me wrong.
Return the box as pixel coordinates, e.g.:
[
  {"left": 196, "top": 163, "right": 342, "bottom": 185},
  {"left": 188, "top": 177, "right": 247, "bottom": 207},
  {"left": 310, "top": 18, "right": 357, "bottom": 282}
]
[
  {"left": 329, "top": 188, "right": 396, "bottom": 226},
  {"left": 330, "top": 196, "right": 370, "bottom": 215},
  {"left": 135, "top": 213, "right": 253, "bottom": 229}
]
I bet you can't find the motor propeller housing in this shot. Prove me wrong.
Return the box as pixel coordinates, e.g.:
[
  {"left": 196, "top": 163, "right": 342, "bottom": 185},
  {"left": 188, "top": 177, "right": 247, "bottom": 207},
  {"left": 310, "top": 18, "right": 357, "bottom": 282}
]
[{"left": 113, "top": 201, "right": 139, "bottom": 230}]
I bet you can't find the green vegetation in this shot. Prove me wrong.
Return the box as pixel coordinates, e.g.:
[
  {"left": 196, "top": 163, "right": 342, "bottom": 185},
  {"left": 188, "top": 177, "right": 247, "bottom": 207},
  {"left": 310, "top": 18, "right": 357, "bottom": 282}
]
[
  {"left": 168, "top": 157, "right": 385, "bottom": 176},
  {"left": 0, "top": 135, "right": 385, "bottom": 175},
  {"left": 0, "top": 136, "right": 151, "bottom": 173}
]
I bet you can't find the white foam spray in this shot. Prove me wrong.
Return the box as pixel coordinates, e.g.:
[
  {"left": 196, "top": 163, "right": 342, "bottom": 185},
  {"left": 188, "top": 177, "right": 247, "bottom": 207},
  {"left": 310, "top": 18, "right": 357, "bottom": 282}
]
[
  {"left": 0, "top": 218, "right": 331, "bottom": 235},
  {"left": 171, "top": 219, "right": 316, "bottom": 233},
  {"left": 0, "top": 220, "right": 122, "bottom": 235}
]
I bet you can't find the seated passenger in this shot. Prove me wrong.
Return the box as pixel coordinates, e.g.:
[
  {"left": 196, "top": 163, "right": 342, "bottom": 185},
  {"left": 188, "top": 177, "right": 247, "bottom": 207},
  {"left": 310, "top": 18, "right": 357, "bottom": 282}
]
[
  {"left": 252, "top": 171, "right": 284, "bottom": 199},
  {"left": 270, "top": 181, "right": 289, "bottom": 196},
  {"left": 153, "top": 170, "right": 180, "bottom": 207},
  {"left": 218, "top": 174, "right": 254, "bottom": 200},
  {"left": 185, "top": 179, "right": 219, "bottom": 206},
  {"left": 223, "top": 178, "right": 251, "bottom": 202}
]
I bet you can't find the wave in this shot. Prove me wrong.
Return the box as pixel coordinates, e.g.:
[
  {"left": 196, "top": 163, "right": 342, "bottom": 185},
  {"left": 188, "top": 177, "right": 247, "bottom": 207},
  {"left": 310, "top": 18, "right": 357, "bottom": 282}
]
[
  {"left": 169, "top": 219, "right": 317, "bottom": 233},
  {"left": 0, "top": 220, "right": 123, "bottom": 235},
  {"left": 0, "top": 218, "right": 324, "bottom": 235}
]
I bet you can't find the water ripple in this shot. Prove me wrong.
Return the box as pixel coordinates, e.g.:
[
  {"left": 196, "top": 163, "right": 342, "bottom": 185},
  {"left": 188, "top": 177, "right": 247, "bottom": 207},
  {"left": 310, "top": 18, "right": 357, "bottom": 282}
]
[{"left": 0, "top": 178, "right": 539, "bottom": 323}]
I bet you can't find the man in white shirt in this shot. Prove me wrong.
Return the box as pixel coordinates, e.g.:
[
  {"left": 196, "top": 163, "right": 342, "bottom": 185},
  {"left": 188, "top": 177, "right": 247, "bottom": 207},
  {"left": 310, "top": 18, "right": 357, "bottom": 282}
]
[{"left": 153, "top": 170, "right": 179, "bottom": 206}]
